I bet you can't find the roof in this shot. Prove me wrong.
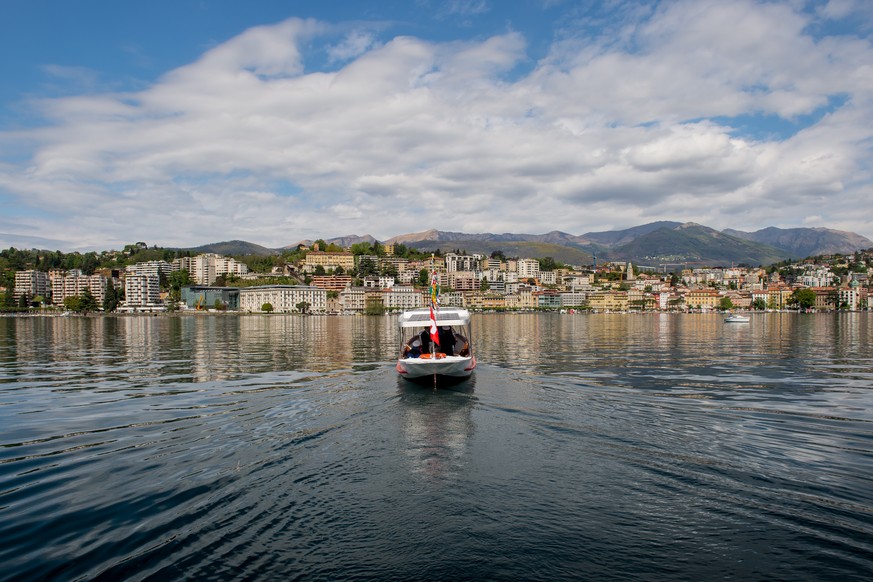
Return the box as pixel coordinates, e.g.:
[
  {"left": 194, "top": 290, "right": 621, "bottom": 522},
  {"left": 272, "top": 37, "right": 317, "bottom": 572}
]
[{"left": 398, "top": 308, "right": 471, "bottom": 328}]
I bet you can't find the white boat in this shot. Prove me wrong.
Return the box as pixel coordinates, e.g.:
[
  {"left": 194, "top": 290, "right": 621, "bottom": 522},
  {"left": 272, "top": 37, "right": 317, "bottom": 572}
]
[
  {"left": 396, "top": 307, "right": 476, "bottom": 381},
  {"left": 724, "top": 313, "right": 750, "bottom": 323}
]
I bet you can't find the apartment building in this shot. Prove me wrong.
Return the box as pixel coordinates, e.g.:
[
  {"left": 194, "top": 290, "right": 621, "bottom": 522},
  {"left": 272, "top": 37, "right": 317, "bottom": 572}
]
[
  {"left": 123, "top": 274, "right": 163, "bottom": 311},
  {"left": 14, "top": 270, "right": 51, "bottom": 303},
  {"left": 303, "top": 251, "right": 355, "bottom": 274},
  {"left": 383, "top": 286, "right": 424, "bottom": 311},
  {"left": 517, "top": 258, "right": 540, "bottom": 280},
  {"left": 239, "top": 285, "right": 327, "bottom": 313},
  {"left": 310, "top": 275, "right": 352, "bottom": 291},
  {"left": 174, "top": 254, "right": 248, "bottom": 284},
  {"left": 444, "top": 253, "right": 482, "bottom": 273},
  {"left": 51, "top": 270, "right": 109, "bottom": 306}
]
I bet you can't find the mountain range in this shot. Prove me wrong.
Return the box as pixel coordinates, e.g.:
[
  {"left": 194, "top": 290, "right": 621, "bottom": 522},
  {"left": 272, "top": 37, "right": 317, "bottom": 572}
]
[{"left": 193, "top": 223, "right": 873, "bottom": 267}]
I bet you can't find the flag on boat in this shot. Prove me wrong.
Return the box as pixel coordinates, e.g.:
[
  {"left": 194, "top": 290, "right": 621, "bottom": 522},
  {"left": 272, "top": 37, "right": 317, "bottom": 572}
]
[
  {"left": 429, "top": 306, "right": 440, "bottom": 346},
  {"left": 429, "top": 270, "right": 440, "bottom": 309},
  {"left": 429, "top": 268, "right": 440, "bottom": 345}
]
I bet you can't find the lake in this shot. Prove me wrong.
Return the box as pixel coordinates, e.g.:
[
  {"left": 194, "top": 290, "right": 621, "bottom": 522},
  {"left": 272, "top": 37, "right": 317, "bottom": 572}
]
[{"left": 1, "top": 312, "right": 872, "bottom": 580}]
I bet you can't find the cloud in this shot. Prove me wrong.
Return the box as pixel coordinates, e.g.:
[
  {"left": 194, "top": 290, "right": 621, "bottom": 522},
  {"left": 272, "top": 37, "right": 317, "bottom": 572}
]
[{"left": 1, "top": 2, "right": 872, "bottom": 251}]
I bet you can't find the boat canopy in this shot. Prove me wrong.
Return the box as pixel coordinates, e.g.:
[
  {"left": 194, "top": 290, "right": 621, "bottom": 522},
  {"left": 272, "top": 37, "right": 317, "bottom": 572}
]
[{"left": 398, "top": 308, "right": 471, "bottom": 329}]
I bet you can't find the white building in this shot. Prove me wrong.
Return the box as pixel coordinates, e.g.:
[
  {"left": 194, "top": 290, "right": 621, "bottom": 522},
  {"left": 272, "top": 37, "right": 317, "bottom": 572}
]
[
  {"left": 239, "top": 285, "right": 326, "bottom": 313},
  {"left": 14, "top": 270, "right": 51, "bottom": 303},
  {"left": 383, "top": 286, "right": 424, "bottom": 310},
  {"left": 173, "top": 254, "right": 248, "bottom": 285},
  {"left": 517, "top": 258, "right": 540, "bottom": 279},
  {"left": 123, "top": 274, "right": 163, "bottom": 311},
  {"left": 126, "top": 261, "right": 175, "bottom": 280},
  {"left": 445, "top": 253, "right": 482, "bottom": 273},
  {"left": 51, "top": 271, "right": 108, "bottom": 306}
]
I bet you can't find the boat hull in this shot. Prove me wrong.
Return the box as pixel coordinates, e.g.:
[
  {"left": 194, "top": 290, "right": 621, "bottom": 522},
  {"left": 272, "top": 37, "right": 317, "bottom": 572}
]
[{"left": 396, "top": 355, "right": 476, "bottom": 379}]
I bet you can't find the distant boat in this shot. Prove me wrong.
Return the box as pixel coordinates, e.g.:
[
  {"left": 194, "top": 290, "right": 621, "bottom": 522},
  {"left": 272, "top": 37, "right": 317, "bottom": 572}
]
[
  {"left": 724, "top": 313, "right": 750, "bottom": 323},
  {"left": 396, "top": 307, "right": 476, "bottom": 382}
]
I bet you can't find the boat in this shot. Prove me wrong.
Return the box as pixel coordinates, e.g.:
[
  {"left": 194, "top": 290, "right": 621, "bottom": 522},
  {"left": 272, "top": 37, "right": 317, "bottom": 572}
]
[
  {"left": 724, "top": 313, "right": 750, "bottom": 323},
  {"left": 396, "top": 307, "right": 476, "bottom": 381}
]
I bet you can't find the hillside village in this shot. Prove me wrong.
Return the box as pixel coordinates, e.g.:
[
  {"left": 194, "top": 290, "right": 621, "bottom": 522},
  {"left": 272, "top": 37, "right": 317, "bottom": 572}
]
[{"left": 4, "top": 239, "right": 872, "bottom": 315}]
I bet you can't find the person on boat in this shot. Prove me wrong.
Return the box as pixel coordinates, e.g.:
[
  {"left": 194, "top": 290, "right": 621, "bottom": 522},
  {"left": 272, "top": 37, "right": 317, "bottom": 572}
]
[
  {"left": 454, "top": 332, "right": 470, "bottom": 357},
  {"left": 403, "top": 338, "right": 422, "bottom": 358},
  {"left": 419, "top": 328, "right": 433, "bottom": 354},
  {"left": 438, "top": 326, "right": 456, "bottom": 356}
]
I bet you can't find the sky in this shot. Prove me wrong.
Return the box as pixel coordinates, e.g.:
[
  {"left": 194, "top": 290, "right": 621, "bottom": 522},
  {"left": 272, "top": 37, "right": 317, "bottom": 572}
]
[{"left": 1, "top": 0, "right": 872, "bottom": 251}]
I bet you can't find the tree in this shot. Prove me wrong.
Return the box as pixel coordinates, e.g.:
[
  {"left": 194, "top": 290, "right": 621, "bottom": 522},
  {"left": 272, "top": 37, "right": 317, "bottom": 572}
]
[
  {"left": 314, "top": 265, "right": 326, "bottom": 276},
  {"left": 480, "top": 278, "right": 490, "bottom": 291},
  {"left": 167, "top": 270, "right": 191, "bottom": 300},
  {"left": 719, "top": 296, "right": 734, "bottom": 310},
  {"left": 418, "top": 269, "right": 429, "bottom": 287},
  {"left": 752, "top": 298, "right": 767, "bottom": 310},
  {"left": 261, "top": 303, "right": 273, "bottom": 313},
  {"left": 103, "top": 285, "right": 121, "bottom": 312},
  {"left": 358, "top": 257, "right": 378, "bottom": 276},
  {"left": 213, "top": 298, "right": 226, "bottom": 311},
  {"left": 295, "top": 301, "right": 310, "bottom": 314},
  {"left": 80, "top": 288, "right": 99, "bottom": 313},
  {"left": 64, "top": 295, "right": 83, "bottom": 312},
  {"left": 792, "top": 288, "right": 815, "bottom": 311}
]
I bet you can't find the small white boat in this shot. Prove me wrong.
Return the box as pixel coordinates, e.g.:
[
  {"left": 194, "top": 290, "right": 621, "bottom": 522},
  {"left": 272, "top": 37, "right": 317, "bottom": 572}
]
[
  {"left": 724, "top": 313, "right": 750, "bottom": 323},
  {"left": 396, "top": 307, "right": 476, "bottom": 381}
]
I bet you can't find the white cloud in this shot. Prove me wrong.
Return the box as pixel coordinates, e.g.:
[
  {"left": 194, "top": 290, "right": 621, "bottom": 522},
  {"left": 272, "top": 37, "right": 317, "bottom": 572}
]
[{"left": 1, "top": 2, "right": 872, "bottom": 251}]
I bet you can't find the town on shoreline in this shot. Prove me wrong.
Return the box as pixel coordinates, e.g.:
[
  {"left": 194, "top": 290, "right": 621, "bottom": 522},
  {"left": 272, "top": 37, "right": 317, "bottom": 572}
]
[{"left": 4, "top": 241, "right": 872, "bottom": 315}]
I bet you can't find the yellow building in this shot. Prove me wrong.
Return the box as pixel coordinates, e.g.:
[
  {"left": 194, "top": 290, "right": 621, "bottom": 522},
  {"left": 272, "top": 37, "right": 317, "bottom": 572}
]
[
  {"left": 303, "top": 252, "right": 356, "bottom": 274},
  {"left": 587, "top": 290, "right": 629, "bottom": 311},
  {"left": 684, "top": 289, "right": 721, "bottom": 309}
]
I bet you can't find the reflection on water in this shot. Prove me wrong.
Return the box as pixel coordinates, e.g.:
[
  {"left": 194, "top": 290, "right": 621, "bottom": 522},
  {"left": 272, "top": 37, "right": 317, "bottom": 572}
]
[
  {"left": 1, "top": 312, "right": 872, "bottom": 580},
  {"left": 397, "top": 377, "right": 476, "bottom": 482}
]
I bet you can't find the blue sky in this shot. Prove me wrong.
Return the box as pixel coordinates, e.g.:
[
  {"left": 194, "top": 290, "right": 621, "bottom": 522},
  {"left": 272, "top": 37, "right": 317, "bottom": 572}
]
[{"left": 1, "top": 0, "right": 872, "bottom": 251}]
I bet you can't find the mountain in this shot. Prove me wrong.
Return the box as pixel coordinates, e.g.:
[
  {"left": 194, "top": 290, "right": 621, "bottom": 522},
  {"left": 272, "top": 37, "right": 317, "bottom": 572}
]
[
  {"left": 288, "top": 234, "right": 377, "bottom": 249},
  {"left": 386, "top": 230, "right": 590, "bottom": 246},
  {"left": 233, "top": 222, "right": 871, "bottom": 267},
  {"left": 611, "top": 223, "right": 787, "bottom": 266},
  {"left": 582, "top": 221, "right": 683, "bottom": 247},
  {"left": 188, "top": 240, "right": 278, "bottom": 256},
  {"left": 722, "top": 227, "right": 873, "bottom": 258}
]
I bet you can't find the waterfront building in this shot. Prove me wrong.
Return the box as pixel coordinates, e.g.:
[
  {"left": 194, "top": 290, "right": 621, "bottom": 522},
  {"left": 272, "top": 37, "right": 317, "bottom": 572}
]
[
  {"left": 180, "top": 286, "right": 240, "bottom": 310},
  {"left": 123, "top": 274, "right": 163, "bottom": 311},
  {"left": 14, "top": 270, "right": 51, "bottom": 304},
  {"left": 464, "top": 291, "right": 506, "bottom": 310},
  {"left": 174, "top": 254, "right": 248, "bottom": 285},
  {"left": 534, "top": 290, "right": 561, "bottom": 309},
  {"left": 839, "top": 281, "right": 861, "bottom": 310},
  {"left": 51, "top": 271, "right": 109, "bottom": 306},
  {"left": 560, "top": 291, "right": 587, "bottom": 307},
  {"left": 766, "top": 285, "right": 793, "bottom": 309},
  {"left": 587, "top": 290, "right": 629, "bottom": 312},
  {"left": 340, "top": 287, "right": 367, "bottom": 313},
  {"left": 239, "top": 285, "right": 326, "bottom": 313},
  {"left": 684, "top": 289, "right": 722, "bottom": 309}
]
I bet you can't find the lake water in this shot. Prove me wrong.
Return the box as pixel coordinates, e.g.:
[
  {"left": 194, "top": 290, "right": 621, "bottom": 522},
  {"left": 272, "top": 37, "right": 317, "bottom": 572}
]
[{"left": 1, "top": 312, "right": 872, "bottom": 581}]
